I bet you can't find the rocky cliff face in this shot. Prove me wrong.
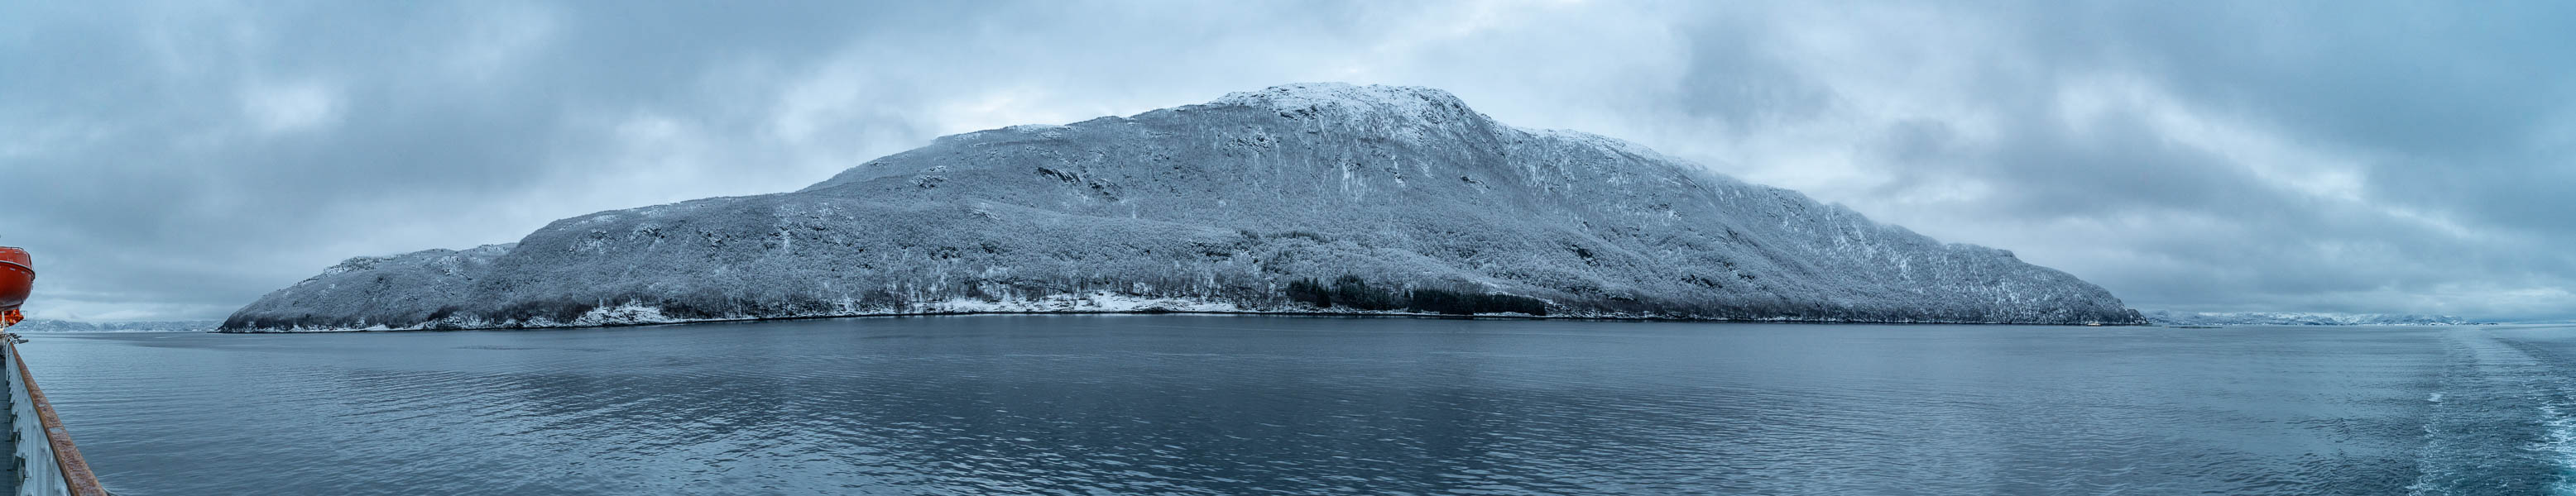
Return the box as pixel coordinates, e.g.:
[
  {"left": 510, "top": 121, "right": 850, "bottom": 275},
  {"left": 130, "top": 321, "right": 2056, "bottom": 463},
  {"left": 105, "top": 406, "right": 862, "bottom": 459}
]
[{"left": 223, "top": 83, "right": 2143, "bottom": 331}]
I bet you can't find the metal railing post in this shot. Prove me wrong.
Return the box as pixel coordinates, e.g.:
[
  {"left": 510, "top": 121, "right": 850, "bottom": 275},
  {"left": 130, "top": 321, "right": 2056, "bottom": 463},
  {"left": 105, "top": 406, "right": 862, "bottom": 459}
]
[{"left": 2, "top": 337, "right": 105, "bottom": 496}]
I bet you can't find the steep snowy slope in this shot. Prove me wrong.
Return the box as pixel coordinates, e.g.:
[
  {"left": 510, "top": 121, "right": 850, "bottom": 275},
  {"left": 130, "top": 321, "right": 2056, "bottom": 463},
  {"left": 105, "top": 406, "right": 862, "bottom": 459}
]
[{"left": 223, "top": 83, "right": 2142, "bottom": 331}]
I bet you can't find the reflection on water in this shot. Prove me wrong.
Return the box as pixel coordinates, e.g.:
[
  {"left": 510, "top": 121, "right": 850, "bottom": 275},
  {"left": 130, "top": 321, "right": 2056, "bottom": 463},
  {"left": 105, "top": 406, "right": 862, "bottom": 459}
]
[{"left": 18, "top": 317, "right": 2576, "bottom": 494}]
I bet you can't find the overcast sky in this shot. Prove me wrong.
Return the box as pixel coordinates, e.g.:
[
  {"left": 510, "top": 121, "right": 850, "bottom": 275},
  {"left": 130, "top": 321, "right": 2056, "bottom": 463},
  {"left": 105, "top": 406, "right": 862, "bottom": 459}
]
[{"left": 4, "top": 1, "right": 2572, "bottom": 322}]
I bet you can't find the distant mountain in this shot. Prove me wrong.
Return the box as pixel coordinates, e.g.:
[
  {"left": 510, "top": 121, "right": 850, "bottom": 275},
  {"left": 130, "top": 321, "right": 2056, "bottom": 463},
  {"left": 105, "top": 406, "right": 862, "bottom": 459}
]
[
  {"left": 2144, "top": 311, "right": 2481, "bottom": 327},
  {"left": 9, "top": 319, "right": 218, "bottom": 332},
  {"left": 223, "top": 83, "right": 2143, "bottom": 331}
]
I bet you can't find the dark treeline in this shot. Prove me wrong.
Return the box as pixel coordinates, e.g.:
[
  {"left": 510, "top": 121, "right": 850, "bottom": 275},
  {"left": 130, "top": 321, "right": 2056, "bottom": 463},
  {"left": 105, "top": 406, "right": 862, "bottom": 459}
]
[{"left": 1283, "top": 275, "right": 1549, "bottom": 316}]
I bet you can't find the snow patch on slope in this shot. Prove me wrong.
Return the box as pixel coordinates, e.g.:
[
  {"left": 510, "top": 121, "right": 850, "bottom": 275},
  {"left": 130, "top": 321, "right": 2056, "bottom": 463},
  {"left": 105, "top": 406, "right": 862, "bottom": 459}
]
[
  {"left": 571, "top": 303, "right": 677, "bottom": 327},
  {"left": 926, "top": 291, "right": 1244, "bottom": 313}
]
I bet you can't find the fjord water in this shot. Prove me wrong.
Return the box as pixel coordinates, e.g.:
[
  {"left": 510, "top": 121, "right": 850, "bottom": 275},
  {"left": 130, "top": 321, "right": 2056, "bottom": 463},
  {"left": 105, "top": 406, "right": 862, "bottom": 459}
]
[{"left": 22, "top": 317, "right": 2576, "bottom": 495}]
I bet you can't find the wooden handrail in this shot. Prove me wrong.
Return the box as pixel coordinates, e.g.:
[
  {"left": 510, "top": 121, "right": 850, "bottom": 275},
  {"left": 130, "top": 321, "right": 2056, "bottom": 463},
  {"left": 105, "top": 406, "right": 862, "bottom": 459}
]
[{"left": 7, "top": 339, "right": 107, "bottom": 496}]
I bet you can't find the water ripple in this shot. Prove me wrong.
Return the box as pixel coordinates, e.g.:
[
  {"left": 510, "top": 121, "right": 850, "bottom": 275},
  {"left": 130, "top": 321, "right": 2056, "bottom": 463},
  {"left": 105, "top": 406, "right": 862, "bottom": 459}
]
[{"left": 12, "top": 319, "right": 2572, "bottom": 494}]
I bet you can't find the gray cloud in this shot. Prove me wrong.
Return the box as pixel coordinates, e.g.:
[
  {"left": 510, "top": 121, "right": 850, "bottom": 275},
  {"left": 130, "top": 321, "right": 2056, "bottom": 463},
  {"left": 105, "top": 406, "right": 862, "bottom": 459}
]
[{"left": 2, "top": 0, "right": 2570, "bottom": 321}]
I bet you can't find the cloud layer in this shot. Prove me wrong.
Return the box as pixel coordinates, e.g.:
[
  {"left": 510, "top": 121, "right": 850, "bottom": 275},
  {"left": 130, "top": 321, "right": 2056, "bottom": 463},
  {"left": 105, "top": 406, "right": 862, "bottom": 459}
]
[{"left": 4, "top": 0, "right": 2570, "bottom": 321}]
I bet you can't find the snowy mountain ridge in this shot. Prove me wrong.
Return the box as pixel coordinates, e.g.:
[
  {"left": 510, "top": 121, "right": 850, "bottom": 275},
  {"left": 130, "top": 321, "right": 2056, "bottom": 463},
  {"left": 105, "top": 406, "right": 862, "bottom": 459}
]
[
  {"left": 223, "top": 83, "right": 2144, "bottom": 331},
  {"left": 1210, "top": 83, "right": 1475, "bottom": 120},
  {"left": 7, "top": 320, "right": 220, "bottom": 332}
]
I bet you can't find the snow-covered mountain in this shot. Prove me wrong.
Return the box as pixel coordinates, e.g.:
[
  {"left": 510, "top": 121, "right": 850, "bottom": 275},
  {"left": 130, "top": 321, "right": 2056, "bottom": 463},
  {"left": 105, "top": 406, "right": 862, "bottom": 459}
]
[
  {"left": 222, "top": 83, "right": 2143, "bottom": 331},
  {"left": 2144, "top": 311, "right": 2480, "bottom": 327},
  {"left": 8, "top": 319, "right": 219, "bottom": 332}
]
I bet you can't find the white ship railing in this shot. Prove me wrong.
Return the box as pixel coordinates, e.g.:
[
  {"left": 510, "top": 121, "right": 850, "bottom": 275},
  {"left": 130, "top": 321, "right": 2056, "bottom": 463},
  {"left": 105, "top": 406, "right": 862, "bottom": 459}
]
[{"left": 2, "top": 336, "right": 105, "bottom": 496}]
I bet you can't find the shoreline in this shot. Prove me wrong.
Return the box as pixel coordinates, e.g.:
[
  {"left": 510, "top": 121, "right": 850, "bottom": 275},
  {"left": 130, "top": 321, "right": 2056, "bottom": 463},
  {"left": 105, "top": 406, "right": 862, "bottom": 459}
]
[{"left": 215, "top": 308, "right": 2150, "bottom": 334}]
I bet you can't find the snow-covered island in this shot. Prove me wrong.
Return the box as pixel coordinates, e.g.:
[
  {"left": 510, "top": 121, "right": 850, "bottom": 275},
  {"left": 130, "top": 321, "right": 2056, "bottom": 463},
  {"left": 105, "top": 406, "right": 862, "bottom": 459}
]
[
  {"left": 2143, "top": 311, "right": 2482, "bottom": 327},
  {"left": 221, "top": 83, "right": 2145, "bottom": 332}
]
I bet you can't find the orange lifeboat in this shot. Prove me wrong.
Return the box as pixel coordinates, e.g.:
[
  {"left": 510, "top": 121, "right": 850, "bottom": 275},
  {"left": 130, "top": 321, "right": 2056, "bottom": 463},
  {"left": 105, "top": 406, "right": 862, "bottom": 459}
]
[{"left": 0, "top": 246, "right": 30, "bottom": 327}]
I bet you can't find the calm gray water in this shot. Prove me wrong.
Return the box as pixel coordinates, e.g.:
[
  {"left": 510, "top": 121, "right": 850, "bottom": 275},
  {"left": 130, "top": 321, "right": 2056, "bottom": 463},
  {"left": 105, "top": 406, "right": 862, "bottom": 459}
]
[{"left": 18, "top": 317, "right": 2576, "bottom": 495}]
